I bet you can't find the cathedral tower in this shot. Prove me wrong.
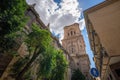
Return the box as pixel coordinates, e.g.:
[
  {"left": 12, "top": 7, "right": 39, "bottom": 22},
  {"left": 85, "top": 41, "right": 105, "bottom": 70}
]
[{"left": 62, "top": 23, "right": 90, "bottom": 78}]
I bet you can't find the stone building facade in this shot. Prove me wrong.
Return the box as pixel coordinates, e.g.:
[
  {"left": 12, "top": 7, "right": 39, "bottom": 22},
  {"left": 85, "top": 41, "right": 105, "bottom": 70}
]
[
  {"left": 84, "top": 0, "right": 120, "bottom": 80},
  {"left": 62, "top": 23, "right": 91, "bottom": 79}
]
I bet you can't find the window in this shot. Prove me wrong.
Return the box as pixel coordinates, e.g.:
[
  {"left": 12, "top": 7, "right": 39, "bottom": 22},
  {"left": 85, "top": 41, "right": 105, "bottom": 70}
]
[
  {"left": 68, "top": 33, "right": 69, "bottom": 36},
  {"left": 71, "top": 31, "right": 73, "bottom": 35}
]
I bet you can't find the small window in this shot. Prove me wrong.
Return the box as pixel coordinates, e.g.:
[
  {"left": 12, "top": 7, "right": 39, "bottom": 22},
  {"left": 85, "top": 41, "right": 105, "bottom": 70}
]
[
  {"left": 68, "top": 33, "right": 69, "bottom": 36},
  {"left": 72, "top": 48, "right": 74, "bottom": 53},
  {"left": 71, "top": 31, "right": 73, "bottom": 36}
]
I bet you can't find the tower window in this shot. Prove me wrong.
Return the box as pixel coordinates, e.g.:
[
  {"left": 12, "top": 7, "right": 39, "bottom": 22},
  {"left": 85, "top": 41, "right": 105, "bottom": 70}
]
[
  {"left": 68, "top": 33, "right": 69, "bottom": 36},
  {"left": 71, "top": 31, "right": 73, "bottom": 36}
]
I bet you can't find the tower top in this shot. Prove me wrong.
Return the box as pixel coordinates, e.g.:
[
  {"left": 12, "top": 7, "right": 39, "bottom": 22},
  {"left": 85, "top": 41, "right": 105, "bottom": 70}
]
[
  {"left": 63, "top": 23, "right": 81, "bottom": 39},
  {"left": 64, "top": 23, "right": 79, "bottom": 29}
]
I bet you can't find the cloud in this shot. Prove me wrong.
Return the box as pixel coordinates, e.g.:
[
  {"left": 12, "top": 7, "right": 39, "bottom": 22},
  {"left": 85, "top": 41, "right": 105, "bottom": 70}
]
[
  {"left": 27, "top": 0, "right": 85, "bottom": 42},
  {"left": 79, "top": 18, "right": 85, "bottom": 30}
]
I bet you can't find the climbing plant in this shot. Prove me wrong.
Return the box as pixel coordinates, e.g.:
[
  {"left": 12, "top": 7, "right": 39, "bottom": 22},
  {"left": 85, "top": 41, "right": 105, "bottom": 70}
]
[
  {"left": 13, "top": 23, "right": 68, "bottom": 80},
  {"left": 15, "top": 23, "right": 52, "bottom": 80}
]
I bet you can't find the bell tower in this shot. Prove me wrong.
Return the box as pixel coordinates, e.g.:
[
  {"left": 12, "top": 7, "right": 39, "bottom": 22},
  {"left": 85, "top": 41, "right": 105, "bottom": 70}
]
[
  {"left": 62, "top": 23, "right": 90, "bottom": 78},
  {"left": 62, "top": 23, "right": 86, "bottom": 56}
]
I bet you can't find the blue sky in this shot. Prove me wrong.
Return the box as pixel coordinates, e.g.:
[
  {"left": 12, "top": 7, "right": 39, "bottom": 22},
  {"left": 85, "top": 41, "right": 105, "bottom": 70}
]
[
  {"left": 78, "top": 0, "right": 105, "bottom": 10},
  {"left": 54, "top": 0, "right": 105, "bottom": 68},
  {"left": 54, "top": 0, "right": 104, "bottom": 10},
  {"left": 79, "top": 0, "right": 105, "bottom": 68}
]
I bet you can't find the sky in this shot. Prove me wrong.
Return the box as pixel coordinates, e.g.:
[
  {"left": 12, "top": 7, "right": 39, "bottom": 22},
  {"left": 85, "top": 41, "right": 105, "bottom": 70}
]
[{"left": 26, "top": 0, "right": 105, "bottom": 68}]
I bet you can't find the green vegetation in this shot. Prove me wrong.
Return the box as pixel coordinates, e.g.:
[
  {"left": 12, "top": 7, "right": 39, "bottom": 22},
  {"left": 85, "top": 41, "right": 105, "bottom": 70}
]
[
  {"left": 13, "top": 24, "right": 68, "bottom": 80},
  {"left": 71, "top": 69, "right": 86, "bottom": 80},
  {"left": 0, "top": 0, "right": 28, "bottom": 53},
  {"left": 50, "top": 50, "right": 68, "bottom": 80},
  {"left": 15, "top": 24, "right": 52, "bottom": 79}
]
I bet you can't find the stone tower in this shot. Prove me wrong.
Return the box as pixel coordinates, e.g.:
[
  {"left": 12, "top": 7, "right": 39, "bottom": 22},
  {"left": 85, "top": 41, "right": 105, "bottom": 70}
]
[{"left": 62, "top": 23, "right": 90, "bottom": 78}]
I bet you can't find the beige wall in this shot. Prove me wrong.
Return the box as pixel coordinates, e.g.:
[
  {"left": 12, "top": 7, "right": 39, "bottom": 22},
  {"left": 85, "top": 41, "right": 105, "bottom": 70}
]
[{"left": 88, "top": 0, "right": 120, "bottom": 56}]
